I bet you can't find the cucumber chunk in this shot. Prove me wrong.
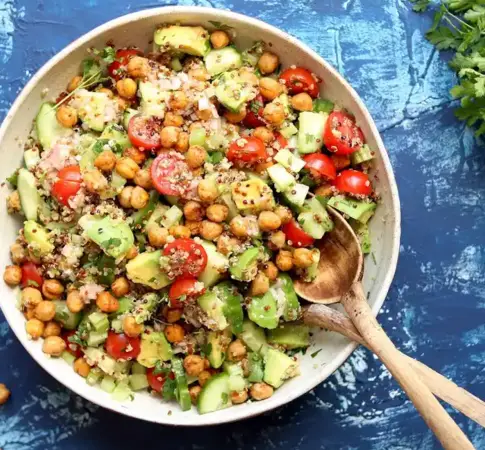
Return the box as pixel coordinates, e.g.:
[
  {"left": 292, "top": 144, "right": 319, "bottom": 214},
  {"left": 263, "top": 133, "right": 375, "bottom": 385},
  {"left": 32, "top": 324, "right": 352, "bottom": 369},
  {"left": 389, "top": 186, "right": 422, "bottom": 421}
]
[
  {"left": 297, "top": 112, "right": 328, "bottom": 154},
  {"left": 327, "top": 195, "right": 376, "bottom": 224},
  {"left": 197, "top": 373, "right": 231, "bottom": 414}
]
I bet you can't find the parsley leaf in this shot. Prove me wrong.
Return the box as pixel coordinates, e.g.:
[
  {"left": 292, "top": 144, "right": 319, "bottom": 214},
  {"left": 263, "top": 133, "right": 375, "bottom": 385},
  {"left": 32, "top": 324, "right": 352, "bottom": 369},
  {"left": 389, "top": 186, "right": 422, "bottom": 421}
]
[
  {"left": 425, "top": 26, "right": 459, "bottom": 50},
  {"left": 208, "top": 21, "right": 233, "bottom": 32},
  {"left": 6, "top": 170, "right": 18, "bottom": 187},
  {"left": 162, "top": 376, "right": 177, "bottom": 400},
  {"left": 199, "top": 342, "right": 212, "bottom": 358}
]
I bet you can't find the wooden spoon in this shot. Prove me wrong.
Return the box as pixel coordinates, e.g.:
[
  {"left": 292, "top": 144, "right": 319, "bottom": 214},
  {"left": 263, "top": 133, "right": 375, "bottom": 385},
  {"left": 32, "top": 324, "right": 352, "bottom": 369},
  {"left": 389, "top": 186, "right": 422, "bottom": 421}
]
[
  {"left": 302, "top": 303, "right": 485, "bottom": 428},
  {"left": 295, "top": 207, "right": 475, "bottom": 450}
]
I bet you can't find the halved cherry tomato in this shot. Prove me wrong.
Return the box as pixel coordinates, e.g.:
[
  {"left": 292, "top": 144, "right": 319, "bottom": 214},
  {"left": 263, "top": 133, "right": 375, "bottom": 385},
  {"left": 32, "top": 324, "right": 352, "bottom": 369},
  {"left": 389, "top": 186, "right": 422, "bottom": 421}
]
[
  {"left": 334, "top": 170, "right": 372, "bottom": 196},
  {"left": 275, "top": 133, "right": 288, "bottom": 149},
  {"left": 227, "top": 136, "right": 268, "bottom": 165},
  {"left": 169, "top": 277, "right": 205, "bottom": 308},
  {"left": 105, "top": 331, "right": 141, "bottom": 360},
  {"left": 303, "top": 153, "right": 336, "bottom": 181},
  {"left": 243, "top": 95, "right": 266, "bottom": 128},
  {"left": 52, "top": 165, "right": 82, "bottom": 206},
  {"left": 128, "top": 114, "right": 162, "bottom": 150},
  {"left": 146, "top": 367, "right": 175, "bottom": 393},
  {"left": 282, "top": 219, "right": 315, "bottom": 248},
  {"left": 323, "top": 111, "right": 364, "bottom": 155},
  {"left": 20, "top": 262, "right": 43, "bottom": 289},
  {"left": 163, "top": 238, "right": 208, "bottom": 279},
  {"left": 279, "top": 67, "right": 320, "bottom": 98},
  {"left": 108, "top": 48, "right": 142, "bottom": 80},
  {"left": 151, "top": 151, "right": 192, "bottom": 197},
  {"left": 63, "top": 331, "right": 84, "bottom": 359}
]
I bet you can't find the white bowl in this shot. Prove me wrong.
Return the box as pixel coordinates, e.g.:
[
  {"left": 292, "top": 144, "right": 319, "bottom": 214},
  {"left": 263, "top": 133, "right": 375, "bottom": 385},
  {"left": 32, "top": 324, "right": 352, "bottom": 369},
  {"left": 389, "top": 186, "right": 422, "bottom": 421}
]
[{"left": 0, "top": 6, "right": 400, "bottom": 426}]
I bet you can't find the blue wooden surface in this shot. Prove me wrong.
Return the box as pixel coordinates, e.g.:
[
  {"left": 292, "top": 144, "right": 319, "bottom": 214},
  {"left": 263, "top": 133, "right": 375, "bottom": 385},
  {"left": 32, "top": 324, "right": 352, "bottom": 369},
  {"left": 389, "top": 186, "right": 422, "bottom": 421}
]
[{"left": 1, "top": 1, "right": 485, "bottom": 448}]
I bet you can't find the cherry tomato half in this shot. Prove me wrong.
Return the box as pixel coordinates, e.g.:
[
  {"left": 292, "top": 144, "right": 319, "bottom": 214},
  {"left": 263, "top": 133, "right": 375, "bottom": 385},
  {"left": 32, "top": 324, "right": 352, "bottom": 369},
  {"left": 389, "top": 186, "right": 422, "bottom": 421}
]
[
  {"left": 279, "top": 67, "right": 320, "bottom": 98},
  {"left": 334, "top": 170, "right": 372, "bottom": 196},
  {"left": 151, "top": 151, "right": 192, "bottom": 197},
  {"left": 63, "top": 331, "right": 84, "bottom": 359},
  {"left": 275, "top": 133, "right": 288, "bottom": 149},
  {"left": 163, "top": 238, "right": 208, "bottom": 279},
  {"left": 169, "top": 277, "right": 205, "bottom": 308},
  {"left": 108, "top": 48, "right": 142, "bottom": 80},
  {"left": 128, "top": 114, "right": 162, "bottom": 150},
  {"left": 146, "top": 367, "right": 175, "bottom": 393},
  {"left": 51, "top": 165, "right": 82, "bottom": 206},
  {"left": 282, "top": 219, "right": 315, "bottom": 248},
  {"left": 20, "top": 262, "right": 43, "bottom": 289},
  {"left": 243, "top": 95, "right": 266, "bottom": 128},
  {"left": 227, "top": 136, "right": 268, "bottom": 166},
  {"left": 303, "top": 153, "right": 337, "bottom": 181},
  {"left": 323, "top": 111, "right": 365, "bottom": 155},
  {"left": 105, "top": 331, "right": 141, "bottom": 360}
]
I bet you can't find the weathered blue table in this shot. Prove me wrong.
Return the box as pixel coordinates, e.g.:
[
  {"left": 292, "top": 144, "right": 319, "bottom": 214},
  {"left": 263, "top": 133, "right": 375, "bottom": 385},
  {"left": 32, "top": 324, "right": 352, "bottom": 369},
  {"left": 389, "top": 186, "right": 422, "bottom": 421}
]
[{"left": 1, "top": 1, "right": 485, "bottom": 448}]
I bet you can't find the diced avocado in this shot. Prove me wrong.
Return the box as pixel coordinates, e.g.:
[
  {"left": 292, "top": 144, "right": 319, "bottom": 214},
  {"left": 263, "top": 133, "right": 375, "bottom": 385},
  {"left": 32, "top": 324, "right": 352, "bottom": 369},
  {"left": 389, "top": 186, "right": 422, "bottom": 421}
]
[
  {"left": 74, "top": 90, "right": 112, "bottom": 131},
  {"left": 123, "top": 108, "right": 138, "bottom": 130},
  {"left": 139, "top": 81, "right": 170, "bottom": 118},
  {"left": 100, "top": 171, "right": 127, "bottom": 200},
  {"left": 145, "top": 203, "right": 169, "bottom": 232},
  {"left": 223, "top": 362, "right": 247, "bottom": 392},
  {"left": 100, "top": 376, "right": 117, "bottom": 393},
  {"left": 132, "top": 293, "right": 160, "bottom": 324},
  {"left": 131, "top": 362, "right": 147, "bottom": 374},
  {"left": 263, "top": 348, "right": 299, "bottom": 388},
  {"left": 274, "top": 273, "right": 301, "bottom": 322},
  {"left": 23, "top": 220, "right": 54, "bottom": 256},
  {"left": 86, "top": 367, "right": 103, "bottom": 386},
  {"left": 313, "top": 99, "right": 334, "bottom": 114},
  {"left": 17, "top": 169, "right": 39, "bottom": 221},
  {"left": 100, "top": 123, "right": 131, "bottom": 151},
  {"left": 154, "top": 25, "right": 210, "bottom": 57},
  {"left": 84, "top": 347, "right": 117, "bottom": 376},
  {"left": 327, "top": 196, "right": 376, "bottom": 224},
  {"left": 170, "top": 57, "right": 183, "bottom": 72},
  {"left": 279, "top": 122, "right": 298, "bottom": 139},
  {"left": 220, "top": 192, "right": 239, "bottom": 220},
  {"left": 137, "top": 331, "right": 173, "bottom": 368},
  {"left": 35, "top": 102, "right": 73, "bottom": 150},
  {"left": 160, "top": 205, "right": 183, "bottom": 229},
  {"left": 198, "top": 291, "right": 229, "bottom": 330},
  {"left": 351, "top": 220, "right": 371, "bottom": 254},
  {"left": 247, "top": 290, "right": 279, "bottom": 330},
  {"left": 198, "top": 241, "right": 229, "bottom": 288},
  {"left": 267, "top": 164, "right": 296, "bottom": 193},
  {"left": 300, "top": 248, "right": 320, "bottom": 282},
  {"left": 215, "top": 71, "right": 257, "bottom": 112},
  {"left": 129, "top": 373, "right": 149, "bottom": 391},
  {"left": 231, "top": 179, "right": 275, "bottom": 213},
  {"left": 351, "top": 144, "right": 375, "bottom": 165},
  {"left": 61, "top": 351, "right": 76, "bottom": 365},
  {"left": 214, "top": 281, "right": 244, "bottom": 334},
  {"left": 267, "top": 323, "right": 310, "bottom": 349},
  {"left": 112, "top": 380, "right": 133, "bottom": 402},
  {"left": 239, "top": 320, "right": 268, "bottom": 354},
  {"left": 229, "top": 247, "right": 259, "bottom": 282},
  {"left": 79, "top": 215, "right": 134, "bottom": 259},
  {"left": 283, "top": 183, "right": 309, "bottom": 208},
  {"left": 197, "top": 372, "right": 231, "bottom": 414},
  {"left": 205, "top": 47, "right": 242, "bottom": 76},
  {"left": 189, "top": 127, "right": 207, "bottom": 147},
  {"left": 207, "top": 329, "right": 232, "bottom": 369},
  {"left": 88, "top": 311, "right": 109, "bottom": 333},
  {"left": 53, "top": 300, "right": 82, "bottom": 329},
  {"left": 297, "top": 199, "right": 333, "bottom": 239},
  {"left": 172, "top": 357, "right": 192, "bottom": 411},
  {"left": 247, "top": 352, "right": 264, "bottom": 382},
  {"left": 274, "top": 149, "right": 306, "bottom": 173},
  {"left": 297, "top": 112, "right": 328, "bottom": 154},
  {"left": 24, "top": 149, "right": 40, "bottom": 169},
  {"left": 126, "top": 250, "right": 172, "bottom": 289}
]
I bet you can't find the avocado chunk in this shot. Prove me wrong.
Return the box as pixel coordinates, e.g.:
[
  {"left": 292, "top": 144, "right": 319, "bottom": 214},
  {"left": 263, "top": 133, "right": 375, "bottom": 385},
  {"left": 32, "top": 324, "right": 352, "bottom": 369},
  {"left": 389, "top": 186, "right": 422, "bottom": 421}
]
[
  {"left": 231, "top": 179, "right": 275, "bottom": 213},
  {"left": 17, "top": 168, "right": 39, "bottom": 221},
  {"left": 35, "top": 102, "right": 73, "bottom": 150},
  {"left": 53, "top": 300, "right": 82, "bottom": 329},
  {"left": 205, "top": 47, "right": 242, "bottom": 76},
  {"left": 239, "top": 319, "right": 268, "bottom": 354},
  {"left": 73, "top": 90, "right": 113, "bottom": 132},
  {"left": 229, "top": 247, "right": 259, "bottom": 282},
  {"left": 207, "top": 329, "right": 232, "bottom": 369},
  {"left": 100, "top": 123, "right": 131, "bottom": 150},
  {"left": 263, "top": 348, "right": 300, "bottom": 388},
  {"left": 79, "top": 214, "right": 134, "bottom": 259},
  {"left": 137, "top": 331, "right": 172, "bottom": 368},
  {"left": 145, "top": 203, "right": 169, "bottom": 232},
  {"left": 132, "top": 293, "right": 160, "bottom": 323},
  {"left": 350, "top": 220, "right": 371, "bottom": 254},
  {"left": 154, "top": 25, "right": 210, "bottom": 57},
  {"left": 327, "top": 195, "right": 377, "bottom": 224},
  {"left": 267, "top": 323, "right": 310, "bottom": 349},
  {"left": 198, "top": 241, "right": 229, "bottom": 287},
  {"left": 139, "top": 81, "right": 170, "bottom": 118},
  {"left": 213, "top": 281, "right": 244, "bottom": 334},
  {"left": 24, "top": 220, "right": 54, "bottom": 257},
  {"left": 215, "top": 71, "right": 257, "bottom": 112},
  {"left": 247, "top": 290, "right": 279, "bottom": 330},
  {"left": 125, "top": 250, "right": 172, "bottom": 289},
  {"left": 272, "top": 273, "right": 301, "bottom": 322},
  {"left": 198, "top": 291, "right": 229, "bottom": 330}
]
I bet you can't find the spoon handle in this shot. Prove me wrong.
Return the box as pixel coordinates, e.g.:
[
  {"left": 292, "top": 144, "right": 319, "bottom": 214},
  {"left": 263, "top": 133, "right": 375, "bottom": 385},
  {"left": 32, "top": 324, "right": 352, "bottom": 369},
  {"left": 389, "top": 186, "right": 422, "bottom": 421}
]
[
  {"left": 302, "top": 304, "right": 485, "bottom": 428},
  {"left": 342, "top": 282, "right": 475, "bottom": 450}
]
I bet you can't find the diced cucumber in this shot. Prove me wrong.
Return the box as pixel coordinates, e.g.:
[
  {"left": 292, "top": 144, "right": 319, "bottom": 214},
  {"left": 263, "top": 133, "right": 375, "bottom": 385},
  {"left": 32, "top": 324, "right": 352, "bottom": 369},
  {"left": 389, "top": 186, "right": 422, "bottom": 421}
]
[
  {"left": 100, "top": 375, "right": 117, "bottom": 393},
  {"left": 247, "top": 352, "right": 264, "bottom": 383},
  {"left": 131, "top": 362, "right": 147, "bottom": 375},
  {"left": 17, "top": 168, "right": 39, "bottom": 221},
  {"left": 112, "top": 380, "right": 133, "bottom": 402},
  {"left": 160, "top": 205, "right": 183, "bottom": 229},
  {"left": 274, "top": 149, "right": 306, "bottom": 173},
  {"left": 197, "top": 373, "right": 231, "bottom": 414},
  {"left": 268, "top": 323, "right": 310, "bottom": 349},
  {"left": 207, "top": 330, "right": 230, "bottom": 369},
  {"left": 247, "top": 291, "right": 279, "bottom": 330},
  {"left": 198, "top": 241, "right": 229, "bottom": 288},
  {"left": 297, "top": 112, "right": 328, "bottom": 154},
  {"left": 220, "top": 192, "right": 239, "bottom": 221},
  {"left": 351, "top": 220, "right": 371, "bottom": 254},
  {"left": 351, "top": 144, "right": 375, "bottom": 165},
  {"left": 145, "top": 203, "right": 170, "bottom": 233},
  {"left": 239, "top": 320, "right": 268, "bottom": 354},
  {"left": 88, "top": 311, "right": 109, "bottom": 333},
  {"left": 172, "top": 358, "right": 192, "bottom": 411},
  {"left": 327, "top": 195, "right": 376, "bottom": 224},
  {"left": 267, "top": 164, "right": 296, "bottom": 192},
  {"left": 35, "top": 102, "right": 72, "bottom": 150},
  {"left": 283, "top": 183, "right": 309, "bottom": 207},
  {"left": 61, "top": 351, "right": 76, "bottom": 365},
  {"left": 130, "top": 190, "right": 159, "bottom": 227},
  {"left": 129, "top": 373, "right": 149, "bottom": 391},
  {"left": 24, "top": 149, "right": 40, "bottom": 169},
  {"left": 53, "top": 300, "right": 82, "bottom": 330},
  {"left": 298, "top": 211, "right": 326, "bottom": 239},
  {"left": 279, "top": 122, "right": 298, "bottom": 139},
  {"left": 223, "top": 362, "right": 246, "bottom": 392},
  {"left": 275, "top": 273, "right": 301, "bottom": 322},
  {"left": 198, "top": 291, "right": 229, "bottom": 331},
  {"left": 205, "top": 47, "right": 242, "bottom": 76},
  {"left": 189, "top": 127, "right": 207, "bottom": 147},
  {"left": 214, "top": 281, "right": 244, "bottom": 334},
  {"left": 86, "top": 368, "right": 103, "bottom": 386},
  {"left": 87, "top": 330, "right": 108, "bottom": 347},
  {"left": 229, "top": 247, "right": 259, "bottom": 282},
  {"left": 123, "top": 108, "right": 138, "bottom": 130},
  {"left": 109, "top": 296, "right": 133, "bottom": 319},
  {"left": 170, "top": 57, "right": 183, "bottom": 72}
]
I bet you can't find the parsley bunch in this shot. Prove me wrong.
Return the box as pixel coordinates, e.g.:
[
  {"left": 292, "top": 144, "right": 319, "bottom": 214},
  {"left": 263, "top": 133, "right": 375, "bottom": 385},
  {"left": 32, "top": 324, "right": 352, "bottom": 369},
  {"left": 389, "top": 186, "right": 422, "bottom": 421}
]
[{"left": 412, "top": 0, "right": 485, "bottom": 136}]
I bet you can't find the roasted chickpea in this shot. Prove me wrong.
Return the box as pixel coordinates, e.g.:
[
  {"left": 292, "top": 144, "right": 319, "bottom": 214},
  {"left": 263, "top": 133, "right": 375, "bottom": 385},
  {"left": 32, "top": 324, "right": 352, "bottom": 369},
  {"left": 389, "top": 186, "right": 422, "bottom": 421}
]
[
  {"left": 34, "top": 301, "right": 56, "bottom": 322},
  {"left": 258, "top": 211, "right": 282, "bottom": 232},
  {"left": 184, "top": 201, "right": 205, "bottom": 221},
  {"left": 0, "top": 384, "right": 11, "bottom": 405},
  {"left": 293, "top": 248, "right": 315, "bottom": 269},
  {"left": 125, "top": 246, "right": 138, "bottom": 260},
  {"left": 169, "top": 225, "right": 191, "bottom": 239},
  {"left": 21, "top": 287, "right": 43, "bottom": 307},
  {"left": 127, "top": 56, "right": 150, "bottom": 78},
  {"left": 133, "top": 168, "right": 152, "bottom": 190},
  {"left": 210, "top": 30, "right": 230, "bottom": 49},
  {"left": 258, "top": 51, "right": 279, "bottom": 74},
  {"left": 83, "top": 169, "right": 108, "bottom": 193},
  {"left": 268, "top": 230, "right": 286, "bottom": 250},
  {"left": 185, "top": 220, "right": 202, "bottom": 236},
  {"left": 171, "top": 91, "right": 188, "bottom": 110},
  {"left": 42, "top": 336, "right": 66, "bottom": 357},
  {"left": 229, "top": 215, "right": 249, "bottom": 238},
  {"left": 97, "top": 87, "right": 114, "bottom": 98},
  {"left": 116, "top": 78, "right": 137, "bottom": 99},
  {"left": 116, "top": 157, "right": 139, "bottom": 180},
  {"left": 118, "top": 186, "right": 134, "bottom": 208},
  {"left": 94, "top": 150, "right": 117, "bottom": 172},
  {"left": 253, "top": 126, "right": 274, "bottom": 143},
  {"left": 227, "top": 339, "right": 247, "bottom": 362},
  {"left": 250, "top": 272, "right": 270, "bottom": 296},
  {"left": 185, "top": 145, "right": 207, "bottom": 169},
  {"left": 274, "top": 205, "right": 292, "bottom": 225},
  {"left": 74, "top": 358, "right": 91, "bottom": 378},
  {"left": 259, "top": 77, "right": 284, "bottom": 100},
  {"left": 124, "top": 147, "right": 146, "bottom": 165},
  {"left": 195, "top": 108, "right": 213, "bottom": 121},
  {"left": 123, "top": 315, "right": 144, "bottom": 338},
  {"left": 25, "top": 318, "right": 45, "bottom": 339},
  {"left": 200, "top": 220, "right": 223, "bottom": 241},
  {"left": 164, "top": 112, "right": 184, "bottom": 127},
  {"left": 189, "top": 66, "right": 209, "bottom": 82},
  {"left": 206, "top": 204, "right": 228, "bottom": 223},
  {"left": 130, "top": 186, "right": 149, "bottom": 209},
  {"left": 276, "top": 250, "right": 294, "bottom": 271},
  {"left": 263, "top": 102, "right": 286, "bottom": 125},
  {"left": 6, "top": 190, "right": 21, "bottom": 213},
  {"left": 42, "top": 279, "right": 64, "bottom": 300},
  {"left": 148, "top": 225, "right": 169, "bottom": 248},
  {"left": 263, "top": 262, "right": 279, "bottom": 281},
  {"left": 197, "top": 179, "right": 219, "bottom": 203},
  {"left": 198, "top": 370, "right": 212, "bottom": 387},
  {"left": 56, "top": 105, "right": 78, "bottom": 128},
  {"left": 96, "top": 291, "right": 119, "bottom": 313},
  {"left": 67, "top": 75, "right": 83, "bottom": 92},
  {"left": 314, "top": 183, "right": 334, "bottom": 197},
  {"left": 162, "top": 305, "right": 183, "bottom": 323},
  {"left": 231, "top": 389, "right": 248, "bottom": 404},
  {"left": 23, "top": 307, "right": 35, "bottom": 320},
  {"left": 164, "top": 323, "right": 185, "bottom": 343},
  {"left": 66, "top": 290, "right": 84, "bottom": 313},
  {"left": 183, "top": 354, "right": 205, "bottom": 377},
  {"left": 217, "top": 234, "right": 241, "bottom": 255},
  {"left": 189, "top": 385, "right": 202, "bottom": 404},
  {"left": 43, "top": 321, "right": 61, "bottom": 338},
  {"left": 10, "top": 243, "right": 26, "bottom": 264},
  {"left": 291, "top": 92, "right": 313, "bottom": 111},
  {"left": 224, "top": 108, "right": 247, "bottom": 124},
  {"left": 111, "top": 277, "right": 130, "bottom": 297},
  {"left": 161, "top": 126, "right": 180, "bottom": 149},
  {"left": 175, "top": 131, "right": 190, "bottom": 153},
  {"left": 250, "top": 382, "right": 274, "bottom": 400}
]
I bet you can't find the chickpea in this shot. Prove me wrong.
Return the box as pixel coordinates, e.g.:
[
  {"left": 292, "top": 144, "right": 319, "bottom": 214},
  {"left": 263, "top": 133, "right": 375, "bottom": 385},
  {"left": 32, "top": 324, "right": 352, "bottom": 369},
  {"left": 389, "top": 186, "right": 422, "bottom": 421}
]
[
  {"left": 74, "top": 358, "right": 91, "bottom": 378},
  {"left": 148, "top": 225, "right": 169, "bottom": 248},
  {"left": 96, "top": 291, "right": 119, "bottom": 313},
  {"left": 184, "top": 201, "right": 205, "bottom": 221},
  {"left": 175, "top": 131, "right": 190, "bottom": 153},
  {"left": 258, "top": 211, "right": 282, "bottom": 232},
  {"left": 115, "top": 95, "right": 131, "bottom": 111},
  {"left": 263, "top": 102, "right": 286, "bottom": 126},
  {"left": 83, "top": 169, "right": 108, "bottom": 193},
  {"left": 97, "top": 87, "right": 114, "bottom": 98},
  {"left": 224, "top": 108, "right": 246, "bottom": 124},
  {"left": 164, "top": 323, "right": 185, "bottom": 343},
  {"left": 197, "top": 179, "right": 219, "bottom": 203},
  {"left": 130, "top": 186, "right": 149, "bottom": 209},
  {"left": 116, "top": 157, "right": 139, "bottom": 180},
  {"left": 34, "top": 301, "right": 56, "bottom": 322},
  {"left": 118, "top": 186, "right": 134, "bottom": 209},
  {"left": 25, "top": 318, "right": 45, "bottom": 339},
  {"left": 43, "top": 321, "right": 61, "bottom": 338},
  {"left": 127, "top": 56, "right": 150, "bottom": 78},
  {"left": 210, "top": 30, "right": 230, "bottom": 49},
  {"left": 217, "top": 234, "right": 241, "bottom": 255},
  {"left": 67, "top": 75, "right": 83, "bottom": 92},
  {"left": 259, "top": 77, "right": 284, "bottom": 100},
  {"left": 10, "top": 243, "right": 26, "bottom": 264},
  {"left": 123, "top": 315, "right": 144, "bottom": 338},
  {"left": 56, "top": 105, "right": 78, "bottom": 128},
  {"left": 291, "top": 92, "right": 313, "bottom": 111},
  {"left": 94, "top": 150, "right": 117, "bottom": 172},
  {"left": 116, "top": 78, "right": 137, "bottom": 99},
  {"left": 276, "top": 250, "right": 294, "bottom": 271},
  {"left": 268, "top": 230, "right": 286, "bottom": 250},
  {"left": 164, "top": 112, "right": 184, "bottom": 127},
  {"left": 227, "top": 339, "right": 247, "bottom": 362},
  {"left": 231, "top": 389, "right": 248, "bottom": 405},
  {"left": 42, "top": 279, "right": 64, "bottom": 300},
  {"left": 189, "top": 385, "right": 202, "bottom": 405},
  {"left": 7, "top": 190, "right": 21, "bottom": 213},
  {"left": 198, "top": 370, "right": 212, "bottom": 387},
  {"left": 124, "top": 147, "right": 146, "bottom": 165},
  {"left": 241, "top": 358, "right": 250, "bottom": 377},
  {"left": 132, "top": 168, "right": 152, "bottom": 190},
  {"left": 171, "top": 91, "right": 188, "bottom": 110},
  {"left": 162, "top": 305, "right": 183, "bottom": 323},
  {"left": 66, "top": 290, "right": 84, "bottom": 314},
  {"left": 24, "top": 307, "right": 36, "bottom": 320},
  {"left": 169, "top": 225, "right": 191, "bottom": 239},
  {"left": 275, "top": 205, "right": 292, "bottom": 225},
  {"left": 20, "top": 287, "right": 42, "bottom": 308},
  {"left": 314, "top": 183, "right": 334, "bottom": 197},
  {"left": 108, "top": 277, "right": 129, "bottom": 298},
  {"left": 293, "top": 248, "right": 315, "bottom": 269},
  {"left": 250, "top": 382, "right": 274, "bottom": 400},
  {"left": 229, "top": 215, "right": 249, "bottom": 238},
  {"left": 251, "top": 272, "right": 270, "bottom": 296},
  {"left": 125, "top": 246, "right": 138, "bottom": 260},
  {"left": 253, "top": 127, "right": 274, "bottom": 143},
  {"left": 42, "top": 335, "right": 66, "bottom": 357},
  {"left": 263, "top": 262, "right": 279, "bottom": 281},
  {"left": 189, "top": 66, "right": 209, "bottom": 82},
  {"left": 206, "top": 204, "right": 228, "bottom": 223},
  {"left": 185, "top": 220, "right": 202, "bottom": 236},
  {"left": 4, "top": 265, "right": 22, "bottom": 286},
  {"left": 258, "top": 51, "right": 279, "bottom": 75},
  {"left": 185, "top": 145, "right": 207, "bottom": 169},
  {"left": 183, "top": 354, "right": 205, "bottom": 377},
  {"left": 195, "top": 108, "right": 213, "bottom": 121},
  {"left": 200, "top": 220, "right": 223, "bottom": 241},
  {"left": 161, "top": 126, "right": 180, "bottom": 149}
]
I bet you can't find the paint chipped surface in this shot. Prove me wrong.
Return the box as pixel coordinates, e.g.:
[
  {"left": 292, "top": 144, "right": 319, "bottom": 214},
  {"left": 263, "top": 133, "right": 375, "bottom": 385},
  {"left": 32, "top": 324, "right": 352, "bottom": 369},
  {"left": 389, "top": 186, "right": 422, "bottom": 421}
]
[{"left": 1, "top": 0, "right": 485, "bottom": 448}]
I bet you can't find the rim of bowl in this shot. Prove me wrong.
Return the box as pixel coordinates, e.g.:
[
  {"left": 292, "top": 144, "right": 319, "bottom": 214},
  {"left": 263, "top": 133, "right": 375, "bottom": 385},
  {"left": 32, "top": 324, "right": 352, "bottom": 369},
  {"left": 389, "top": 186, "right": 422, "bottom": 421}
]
[{"left": 0, "top": 6, "right": 401, "bottom": 426}]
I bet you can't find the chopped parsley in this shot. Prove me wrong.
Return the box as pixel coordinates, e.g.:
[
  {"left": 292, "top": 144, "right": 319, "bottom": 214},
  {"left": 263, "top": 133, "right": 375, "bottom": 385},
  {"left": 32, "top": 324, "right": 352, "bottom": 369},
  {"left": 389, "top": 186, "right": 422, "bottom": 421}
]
[
  {"left": 221, "top": 392, "right": 229, "bottom": 404},
  {"left": 311, "top": 349, "right": 322, "bottom": 358},
  {"left": 199, "top": 342, "right": 212, "bottom": 358},
  {"left": 208, "top": 21, "right": 233, "bottom": 31},
  {"left": 6, "top": 170, "right": 18, "bottom": 188}
]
